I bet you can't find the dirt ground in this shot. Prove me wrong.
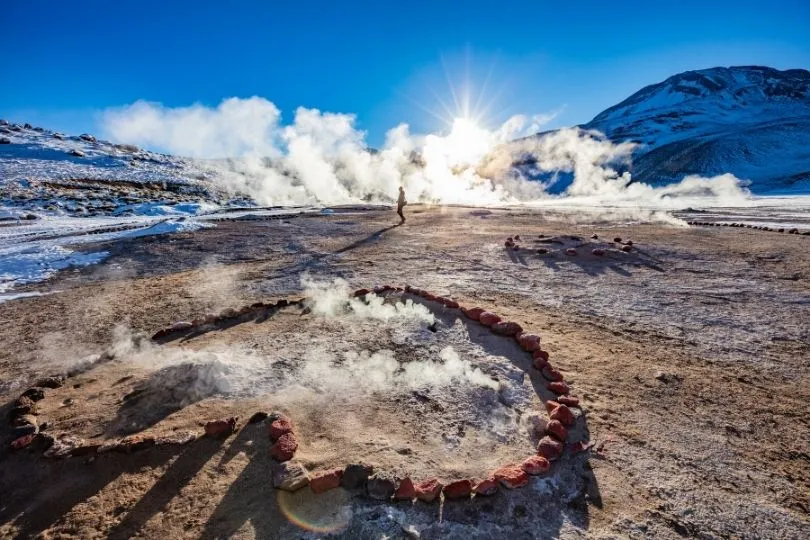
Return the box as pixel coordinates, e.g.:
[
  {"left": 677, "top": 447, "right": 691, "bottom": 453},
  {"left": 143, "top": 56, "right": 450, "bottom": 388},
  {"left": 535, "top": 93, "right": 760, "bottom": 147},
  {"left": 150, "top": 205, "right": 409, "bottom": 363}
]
[{"left": 1, "top": 205, "right": 809, "bottom": 539}]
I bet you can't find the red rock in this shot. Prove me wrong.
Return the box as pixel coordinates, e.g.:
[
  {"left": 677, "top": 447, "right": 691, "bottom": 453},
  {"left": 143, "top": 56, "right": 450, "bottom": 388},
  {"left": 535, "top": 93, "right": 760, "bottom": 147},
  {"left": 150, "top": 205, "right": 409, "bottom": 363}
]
[
  {"left": 11, "top": 434, "right": 36, "bottom": 450},
  {"left": 424, "top": 293, "right": 437, "bottom": 301},
  {"left": 533, "top": 349, "right": 550, "bottom": 362},
  {"left": 545, "top": 400, "right": 561, "bottom": 412},
  {"left": 621, "top": 244, "right": 632, "bottom": 252},
  {"left": 548, "top": 381, "right": 570, "bottom": 395},
  {"left": 473, "top": 477, "right": 499, "bottom": 496},
  {"left": 461, "top": 307, "right": 485, "bottom": 320},
  {"left": 353, "top": 288, "right": 370, "bottom": 297},
  {"left": 565, "top": 248, "right": 577, "bottom": 256},
  {"left": 537, "top": 436, "right": 564, "bottom": 460},
  {"left": 550, "top": 404, "right": 576, "bottom": 427},
  {"left": 479, "top": 312, "right": 502, "bottom": 327},
  {"left": 444, "top": 299, "right": 459, "bottom": 309},
  {"left": 542, "top": 367, "right": 564, "bottom": 382},
  {"left": 519, "top": 334, "right": 541, "bottom": 352},
  {"left": 394, "top": 477, "right": 416, "bottom": 500},
  {"left": 491, "top": 321, "right": 523, "bottom": 336},
  {"left": 443, "top": 479, "right": 473, "bottom": 499},
  {"left": 521, "top": 455, "right": 551, "bottom": 475},
  {"left": 545, "top": 419, "right": 568, "bottom": 441},
  {"left": 532, "top": 356, "right": 549, "bottom": 370},
  {"left": 310, "top": 468, "right": 343, "bottom": 494},
  {"left": 204, "top": 417, "right": 237, "bottom": 438},
  {"left": 557, "top": 395, "right": 580, "bottom": 407},
  {"left": 270, "top": 433, "right": 298, "bottom": 461},
  {"left": 493, "top": 465, "right": 529, "bottom": 488},
  {"left": 268, "top": 415, "right": 294, "bottom": 440},
  {"left": 414, "top": 479, "right": 442, "bottom": 502}
]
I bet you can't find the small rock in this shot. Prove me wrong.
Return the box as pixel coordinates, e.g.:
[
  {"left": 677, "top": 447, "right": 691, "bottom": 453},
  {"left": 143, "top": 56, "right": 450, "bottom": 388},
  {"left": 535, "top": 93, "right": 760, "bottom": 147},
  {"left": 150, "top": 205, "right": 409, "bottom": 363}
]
[
  {"left": 491, "top": 321, "right": 523, "bottom": 337},
  {"left": 533, "top": 349, "right": 550, "bottom": 362},
  {"left": 621, "top": 245, "right": 632, "bottom": 252},
  {"left": 414, "top": 478, "right": 442, "bottom": 502},
  {"left": 270, "top": 432, "right": 298, "bottom": 461},
  {"left": 548, "top": 381, "right": 570, "bottom": 395},
  {"left": 0, "top": 137, "right": 10, "bottom": 144},
  {"left": 273, "top": 461, "right": 310, "bottom": 492},
  {"left": 169, "top": 321, "right": 193, "bottom": 332},
  {"left": 443, "top": 479, "right": 473, "bottom": 499},
  {"left": 341, "top": 463, "right": 374, "bottom": 489},
  {"left": 79, "top": 133, "right": 96, "bottom": 142},
  {"left": 526, "top": 413, "right": 547, "bottom": 437},
  {"left": 493, "top": 465, "right": 529, "bottom": 488},
  {"left": 204, "top": 417, "right": 238, "bottom": 439},
  {"left": 545, "top": 400, "right": 561, "bottom": 413},
  {"left": 155, "top": 431, "right": 197, "bottom": 446},
  {"left": 473, "top": 477, "right": 499, "bottom": 496},
  {"left": 565, "top": 248, "right": 577, "bottom": 256},
  {"left": 310, "top": 468, "right": 343, "bottom": 494},
  {"left": 393, "top": 477, "right": 416, "bottom": 500},
  {"left": 21, "top": 388, "right": 45, "bottom": 401},
  {"left": 557, "top": 395, "right": 580, "bottom": 408},
  {"left": 69, "top": 149, "right": 85, "bottom": 157},
  {"left": 591, "top": 248, "right": 605, "bottom": 256},
  {"left": 461, "top": 307, "right": 485, "bottom": 321},
  {"left": 268, "top": 415, "right": 293, "bottom": 440},
  {"left": 518, "top": 334, "right": 541, "bottom": 352},
  {"left": 12, "top": 414, "right": 38, "bottom": 428},
  {"left": 367, "top": 473, "right": 397, "bottom": 500},
  {"left": 537, "top": 436, "right": 564, "bottom": 461},
  {"left": 591, "top": 233, "right": 598, "bottom": 239},
  {"left": 11, "top": 434, "right": 37, "bottom": 450},
  {"left": 10, "top": 396, "right": 37, "bottom": 416},
  {"left": 542, "top": 367, "right": 564, "bottom": 382},
  {"left": 118, "top": 434, "right": 156, "bottom": 452},
  {"left": 545, "top": 419, "right": 568, "bottom": 441},
  {"left": 44, "top": 435, "right": 84, "bottom": 458},
  {"left": 537, "top": 248, "right": 549, "bottom": 255},
  {"left": 522, "top": 456, "right": 551, "bottom": 475},
  {"left": 550, "top": 404, "right": 576, "bottom": 427},
  {"left": 35, "top": 375, "right": 65, "bottom": 389},
  {"left": 478, "top": 312, "right": 501, "bottom": 327},
  {"left": 613, "top": 237, "right": 622, "bottom": 243}
]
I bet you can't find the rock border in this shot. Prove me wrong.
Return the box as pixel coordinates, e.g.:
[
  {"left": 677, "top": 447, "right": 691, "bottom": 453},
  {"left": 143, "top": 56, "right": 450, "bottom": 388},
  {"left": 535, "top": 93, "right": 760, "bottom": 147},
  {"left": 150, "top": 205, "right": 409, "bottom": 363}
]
[
  {"left": 686, "top": 221, "right": 810, "bottom": 235},
  {"left": 7, "top": 285, "right": 588, "bottom": 504}
]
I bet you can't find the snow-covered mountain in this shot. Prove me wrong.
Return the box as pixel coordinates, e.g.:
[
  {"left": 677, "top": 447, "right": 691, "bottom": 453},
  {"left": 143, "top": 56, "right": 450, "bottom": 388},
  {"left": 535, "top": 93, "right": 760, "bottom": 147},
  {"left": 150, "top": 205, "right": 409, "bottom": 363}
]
[{"left": 582, "top": 66, "right": 810, "bottom": 194}]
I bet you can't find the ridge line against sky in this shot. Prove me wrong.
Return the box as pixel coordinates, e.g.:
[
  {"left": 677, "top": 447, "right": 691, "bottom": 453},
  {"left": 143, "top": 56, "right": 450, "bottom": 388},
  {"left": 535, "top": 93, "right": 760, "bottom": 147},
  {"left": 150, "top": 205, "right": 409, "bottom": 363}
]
[{"left": 1, "top": 0, "right": 809, "bottom": 147}]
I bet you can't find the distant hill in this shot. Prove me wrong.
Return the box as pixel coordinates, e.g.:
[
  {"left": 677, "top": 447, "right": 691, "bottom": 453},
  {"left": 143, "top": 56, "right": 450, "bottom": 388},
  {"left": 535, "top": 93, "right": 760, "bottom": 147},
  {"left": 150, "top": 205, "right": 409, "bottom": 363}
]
[{"left": 582, "top": 66, "right": 810, "bottom": 194}]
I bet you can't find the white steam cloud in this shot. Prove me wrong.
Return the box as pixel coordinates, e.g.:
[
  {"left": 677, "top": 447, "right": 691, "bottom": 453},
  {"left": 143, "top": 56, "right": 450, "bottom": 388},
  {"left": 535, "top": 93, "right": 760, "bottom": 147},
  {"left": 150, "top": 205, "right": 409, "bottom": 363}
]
[
  {"left": 100, "top": 96, "right": 753, "bottom": 212},
  {"left": 302, "top": 275, "right": 435, "bottom": 325}
]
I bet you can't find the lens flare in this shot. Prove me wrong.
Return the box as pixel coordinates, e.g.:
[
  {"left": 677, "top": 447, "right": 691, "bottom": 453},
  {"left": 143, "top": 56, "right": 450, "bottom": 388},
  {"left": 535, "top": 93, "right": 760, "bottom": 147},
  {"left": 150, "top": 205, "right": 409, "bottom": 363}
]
[{"left": 276, "top": 487, "right": 352, "bottom": 533}]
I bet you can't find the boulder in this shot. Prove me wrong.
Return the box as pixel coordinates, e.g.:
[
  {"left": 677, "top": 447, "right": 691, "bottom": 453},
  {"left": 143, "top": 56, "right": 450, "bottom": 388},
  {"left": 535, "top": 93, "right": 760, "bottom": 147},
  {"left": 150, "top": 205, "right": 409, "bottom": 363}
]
[
  {"left": 205, "top": 417, "right": 237, "bottom": 438},
  {"left": 493, "top": 465, "right": 529, "bottom": 488},
  {"left": 545, "top": 419, "right": 567, "bottom": 441},
  {"left": 473, "top": 477, "right": 499, "bottom": 496},
  {"left": 367, "top": 473, "right": 398, "bottom": 500},
  {"left": 443, "top": 479, "right": 473, "bottom": 499},
  {"left": 341, "top": 463, "right": 374, "bottom": 489},
  {"left": 491, "top": 321, "right": 523, "bottom": 337},
  {"left": 521, "top": 455, "right": 551, "bottom": 475},
  {"left": 533, "top": 349, "right": 550, "bottom": 362},
  {"left": 270, "top": 433, "right": 298, "bottom": 461},
  {"left": 532, "top": 356, "right": 549, "bottom": 370},
  {"left": 537, "top": 436, "right": 564, "bottom": 460},
  {"left": 310, "top": 468, "right": 343, "bottom": 493},
  {"left": 414, "top": 478, "right": 442, "bottom": 502},
  {"left": 268, "top": 415, "right": 294, "bottom": 440},
  {"left": 542, "top": 367, "right": 564, "bottom": 382},
  {"left": 478, "top": 312, "right": 501, "bottom": 327},
  {"left": 273, "top": 461, "right": 310, "bottom": 492},
  {"left": 393, "top": 477, "right": 417, "bottom": 500}
]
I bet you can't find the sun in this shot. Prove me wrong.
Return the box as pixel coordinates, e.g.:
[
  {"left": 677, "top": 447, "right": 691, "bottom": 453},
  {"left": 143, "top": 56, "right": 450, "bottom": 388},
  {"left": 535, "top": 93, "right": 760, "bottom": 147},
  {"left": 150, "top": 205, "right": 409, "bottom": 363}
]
[{"left": 443, "top": 116, "right": 493, "bottom": 166}]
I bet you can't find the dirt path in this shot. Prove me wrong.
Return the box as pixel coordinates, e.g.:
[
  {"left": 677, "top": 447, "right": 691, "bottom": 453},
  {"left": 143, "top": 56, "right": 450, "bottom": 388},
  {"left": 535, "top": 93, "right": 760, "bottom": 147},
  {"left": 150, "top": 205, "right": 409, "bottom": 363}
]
[{"left": 1, "top": 206, "right": 808, "bottom": 538}]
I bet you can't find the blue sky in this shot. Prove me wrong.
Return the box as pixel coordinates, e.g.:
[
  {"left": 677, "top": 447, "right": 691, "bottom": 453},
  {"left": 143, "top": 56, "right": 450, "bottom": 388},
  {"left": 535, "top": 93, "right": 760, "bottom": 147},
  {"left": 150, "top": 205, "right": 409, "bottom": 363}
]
[{"left": 2, "top": 0, "right": 809, "bottom": 147}]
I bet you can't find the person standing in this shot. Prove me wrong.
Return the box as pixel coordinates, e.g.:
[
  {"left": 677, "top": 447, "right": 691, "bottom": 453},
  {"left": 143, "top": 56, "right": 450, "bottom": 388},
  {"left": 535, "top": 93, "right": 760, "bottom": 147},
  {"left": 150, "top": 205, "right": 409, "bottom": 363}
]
[{"left": 396, "top": 186, "right": 407, "bottom": 224}]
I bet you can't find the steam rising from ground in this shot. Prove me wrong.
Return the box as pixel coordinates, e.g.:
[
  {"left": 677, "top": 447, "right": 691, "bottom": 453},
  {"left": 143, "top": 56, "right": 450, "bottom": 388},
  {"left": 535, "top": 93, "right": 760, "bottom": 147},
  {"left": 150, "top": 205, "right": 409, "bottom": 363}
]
[
  {"left": 302, "top": 275, "right": 434, "bottom": 324},
  {"left": 101, "top": 97, "right": 753, "bottom": 214}
]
